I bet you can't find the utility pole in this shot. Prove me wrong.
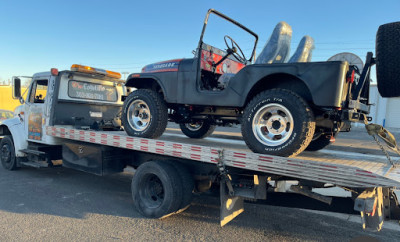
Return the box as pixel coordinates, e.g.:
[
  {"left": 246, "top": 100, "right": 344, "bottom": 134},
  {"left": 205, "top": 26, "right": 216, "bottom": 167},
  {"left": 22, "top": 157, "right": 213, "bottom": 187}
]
[{"left": 121, "top": 72, "right": 129, "bottom": 80}]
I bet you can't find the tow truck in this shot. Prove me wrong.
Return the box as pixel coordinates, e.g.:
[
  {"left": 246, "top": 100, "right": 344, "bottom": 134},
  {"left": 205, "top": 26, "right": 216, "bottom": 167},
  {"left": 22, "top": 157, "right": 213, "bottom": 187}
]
[
  {"left": 0, "top": 63, "right": 398, "bottom": 231},
  {"left": 1, "top": 12, "right": 400, "bottom": 232}
]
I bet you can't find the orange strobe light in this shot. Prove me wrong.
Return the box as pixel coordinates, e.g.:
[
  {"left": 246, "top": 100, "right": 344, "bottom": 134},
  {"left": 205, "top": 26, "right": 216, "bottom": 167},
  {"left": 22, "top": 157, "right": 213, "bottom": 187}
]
[{"left": 70, "top": 64, "right": 122, "bottom": 79}]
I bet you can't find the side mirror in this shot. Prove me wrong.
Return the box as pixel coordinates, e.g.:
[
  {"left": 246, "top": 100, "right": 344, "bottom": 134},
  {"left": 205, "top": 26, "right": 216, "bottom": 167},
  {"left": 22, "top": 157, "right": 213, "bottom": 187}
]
[{"left": 12, "top": 77, "right": 21, "bottom": 99}]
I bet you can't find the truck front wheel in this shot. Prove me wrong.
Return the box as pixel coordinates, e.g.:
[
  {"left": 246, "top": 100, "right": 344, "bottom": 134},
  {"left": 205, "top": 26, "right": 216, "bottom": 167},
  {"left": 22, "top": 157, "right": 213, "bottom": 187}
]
[
  {"left": 131, "top": 161, "right": 183, "bottom": 218},
  {"left": 122, "top": 89, "right": 168, "bottom": 138},
  {"left": 179, "top": 121, "right": 216, "bottom": 139},
  {"left": 0, "top": 135, "right": 18, "bottom": 170},
  {"left": 241, "top": 89, "right": 315, "bottom": 157}
]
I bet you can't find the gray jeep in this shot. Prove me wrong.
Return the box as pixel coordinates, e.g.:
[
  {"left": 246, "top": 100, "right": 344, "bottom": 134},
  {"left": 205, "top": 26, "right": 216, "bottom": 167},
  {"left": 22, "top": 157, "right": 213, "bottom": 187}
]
[{"left": 121, "top": 9, "right": 400, "bottom": 157}]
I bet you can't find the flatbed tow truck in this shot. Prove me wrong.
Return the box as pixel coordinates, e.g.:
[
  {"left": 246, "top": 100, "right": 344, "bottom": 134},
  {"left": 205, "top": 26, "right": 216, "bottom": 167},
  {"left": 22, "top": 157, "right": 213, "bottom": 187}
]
[
  {"left": 1, "top": 12, "right": 400, "bottom": 232},
  {"left": 0, "top": 62, "right": 399, "bottom": 231}
]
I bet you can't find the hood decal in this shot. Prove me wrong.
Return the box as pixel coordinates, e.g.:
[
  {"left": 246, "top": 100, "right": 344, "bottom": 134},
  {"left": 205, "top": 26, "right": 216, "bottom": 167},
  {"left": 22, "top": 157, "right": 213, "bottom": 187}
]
[{"left": 141, "top": 59, "right": 182, "bottom": 73}]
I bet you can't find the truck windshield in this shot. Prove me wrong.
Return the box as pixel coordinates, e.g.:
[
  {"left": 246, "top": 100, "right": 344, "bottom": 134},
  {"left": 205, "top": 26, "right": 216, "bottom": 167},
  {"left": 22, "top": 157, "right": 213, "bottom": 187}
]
[{"left": 29, "top": 79, "right": 48, "bottom": 104}]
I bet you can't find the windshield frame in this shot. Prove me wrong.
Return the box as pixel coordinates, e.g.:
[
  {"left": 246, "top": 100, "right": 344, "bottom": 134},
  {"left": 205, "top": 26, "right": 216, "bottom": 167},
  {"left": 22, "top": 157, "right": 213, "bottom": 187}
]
[{"left": 197, "top": 9, "right": 258, "bottom": 63}]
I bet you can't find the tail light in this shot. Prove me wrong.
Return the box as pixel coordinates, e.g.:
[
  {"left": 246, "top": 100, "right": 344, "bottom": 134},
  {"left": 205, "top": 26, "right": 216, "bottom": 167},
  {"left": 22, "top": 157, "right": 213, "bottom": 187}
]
[{"left": 347, "top": 69, "right": 355, "bottom": 83}]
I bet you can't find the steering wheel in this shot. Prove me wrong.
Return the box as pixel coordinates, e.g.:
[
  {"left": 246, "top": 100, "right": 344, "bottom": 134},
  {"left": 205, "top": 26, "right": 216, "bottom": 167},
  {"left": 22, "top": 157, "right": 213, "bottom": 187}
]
[{"left": 224, "top": 35, "right": 247, "bottom": 63}]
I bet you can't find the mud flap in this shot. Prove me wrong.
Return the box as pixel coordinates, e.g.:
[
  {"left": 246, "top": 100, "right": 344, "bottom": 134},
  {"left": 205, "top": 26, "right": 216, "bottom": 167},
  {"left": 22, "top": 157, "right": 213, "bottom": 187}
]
[
  {"left": 354, "top": 187, "right": 384, "bottom": 231},
  {"left": 220, "top": 179, "right": 244, "bottom": 226}
]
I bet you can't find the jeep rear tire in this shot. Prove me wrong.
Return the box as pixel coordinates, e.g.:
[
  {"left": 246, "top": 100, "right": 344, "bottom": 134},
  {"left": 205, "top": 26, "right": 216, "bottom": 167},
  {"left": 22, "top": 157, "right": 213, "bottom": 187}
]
[
  {"left": 376, "top": 21, "right": 400, "bottom": 97},
  {"left": 305, "top": 133, "right": 335, "bottom": 151},
  {"left": 179, "top": 121, "right": 216, "bottom": 139},
  {"left": 122, "top": 89, "right": 168, "bottom": 138},
  {"left": 241, "top": 89, "right": 315, "bottom": 157}
]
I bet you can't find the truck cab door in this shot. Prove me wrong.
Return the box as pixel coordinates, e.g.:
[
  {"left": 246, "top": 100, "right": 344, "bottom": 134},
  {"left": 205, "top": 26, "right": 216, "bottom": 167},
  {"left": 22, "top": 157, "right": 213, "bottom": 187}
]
[{"left": 24, "top": 77, "right": 50, "bottom": 143}]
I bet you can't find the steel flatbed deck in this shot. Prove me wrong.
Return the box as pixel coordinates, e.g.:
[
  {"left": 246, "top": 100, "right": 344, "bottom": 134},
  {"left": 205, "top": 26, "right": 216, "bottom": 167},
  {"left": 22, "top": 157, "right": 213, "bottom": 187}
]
[{"left": 47, "top": 126, "right": 400, "bottom": 189}]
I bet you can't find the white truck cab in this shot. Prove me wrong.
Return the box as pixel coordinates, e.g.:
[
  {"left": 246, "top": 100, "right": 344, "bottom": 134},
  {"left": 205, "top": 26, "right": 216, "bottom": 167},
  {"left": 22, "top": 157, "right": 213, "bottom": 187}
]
[{"left": 0, "top": 65, "right": 125, "bottom": 168}]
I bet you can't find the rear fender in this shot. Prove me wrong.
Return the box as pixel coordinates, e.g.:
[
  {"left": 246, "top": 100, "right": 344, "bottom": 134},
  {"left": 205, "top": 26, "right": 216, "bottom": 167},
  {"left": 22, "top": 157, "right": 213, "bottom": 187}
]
[
  {"left": 0, "top": 118, "right": 28, "bottom": 157},
  {"left": 233, "top": 62, "right": 348, "bottom": 108},
  {"left": 243, "top": 73, "right": 313, "bottom": 106}
]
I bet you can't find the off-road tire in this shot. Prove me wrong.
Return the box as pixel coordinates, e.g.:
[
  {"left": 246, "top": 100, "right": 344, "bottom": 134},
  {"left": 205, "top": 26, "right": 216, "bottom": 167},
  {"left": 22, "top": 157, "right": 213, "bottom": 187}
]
[
  {"left": 122, "top": 89, "right": 168, "bottom": 138},
  {"left": 241, "top": 89, "right": 315, "bottom": 157},
  {"left": 179, "top": 121, "right": 216, "bottom": 139},
  {"left": 131, "top": 161, "right": 183, "bottom": 218},
  {"left": 376, "top": 21, "right": 400, "bottom": 97},
  {"left": 306, "top": 133, "right": 335, "bottom": 151},
  {"left": 0, "top": 135, "right": 18, "bottom": 171}
]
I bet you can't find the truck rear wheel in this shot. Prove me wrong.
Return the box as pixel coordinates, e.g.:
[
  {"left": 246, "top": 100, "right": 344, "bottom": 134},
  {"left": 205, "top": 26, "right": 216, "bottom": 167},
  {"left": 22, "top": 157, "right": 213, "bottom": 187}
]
[
  {"left": 131, "top": 161, "right": 183, "bottom": 218},
  {"left": 179, "top": 121, "right": 216, "bottom": 139},
  {"left": 0, "top": 135, "right": 18, "bottom": 171},
  {"left": 122, "top": 89, "right": 168, "bottom": 138},
  {"left": 241, "top": 89, "right": 315, "bottom": 157},
  {"left": 166, "top": 161, "right": 194, "bottom": 212},
  {"left": 376, "top": 21, "right": 400, "bottom": 97}
]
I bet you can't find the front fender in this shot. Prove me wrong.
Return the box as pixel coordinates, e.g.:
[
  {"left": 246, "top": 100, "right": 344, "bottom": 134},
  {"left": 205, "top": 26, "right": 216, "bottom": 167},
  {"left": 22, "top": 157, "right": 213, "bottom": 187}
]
[
  {"left": 0, "top": 118, "right": 28, "bottom": 157},
  {"left": 126, "top": 72, "right": 177, "bottom": 103},
  {"left": 126, "top": 74, "right": 167, "bottom": 92}
]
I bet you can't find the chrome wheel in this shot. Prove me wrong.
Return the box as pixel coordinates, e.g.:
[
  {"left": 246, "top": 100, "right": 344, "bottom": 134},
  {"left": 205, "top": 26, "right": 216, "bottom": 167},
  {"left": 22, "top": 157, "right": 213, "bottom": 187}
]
[
  {"left": 127, "top": 99, "right": 151, "bottom": 131},
  {"left": 185, "top": 122, "right": 203, "bottom": 131},
  {"left": 252, "top": 103, "right": 294, "bottom": 146}
]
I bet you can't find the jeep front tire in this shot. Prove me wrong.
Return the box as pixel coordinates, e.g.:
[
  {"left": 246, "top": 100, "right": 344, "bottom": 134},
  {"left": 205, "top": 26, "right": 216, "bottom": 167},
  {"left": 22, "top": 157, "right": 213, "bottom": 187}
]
[{"left": 122, "top": 89, "right": 168, "bottom": 138}]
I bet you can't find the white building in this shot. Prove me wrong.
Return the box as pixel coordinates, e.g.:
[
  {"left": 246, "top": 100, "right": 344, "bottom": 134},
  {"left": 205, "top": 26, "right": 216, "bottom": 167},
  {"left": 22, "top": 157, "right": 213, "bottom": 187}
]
[{"left": 368, "top": 84, "right": 400, "bottom": 129}]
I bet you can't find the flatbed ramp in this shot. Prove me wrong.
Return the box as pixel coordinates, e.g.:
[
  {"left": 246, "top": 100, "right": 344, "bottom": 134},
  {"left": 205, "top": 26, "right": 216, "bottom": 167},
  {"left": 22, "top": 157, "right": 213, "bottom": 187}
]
[{"left": 47, "top": 126, "right": 400, "bottom": 189}]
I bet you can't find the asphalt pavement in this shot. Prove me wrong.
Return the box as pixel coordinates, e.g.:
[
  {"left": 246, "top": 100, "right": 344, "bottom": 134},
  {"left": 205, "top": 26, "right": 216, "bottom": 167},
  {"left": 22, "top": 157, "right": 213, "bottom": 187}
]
[
  {"left": 1, "top": 166, "right": 400, "bottom": 241},
  {"left": 0, "top": 124, "right": 400, "bottom": 241}
]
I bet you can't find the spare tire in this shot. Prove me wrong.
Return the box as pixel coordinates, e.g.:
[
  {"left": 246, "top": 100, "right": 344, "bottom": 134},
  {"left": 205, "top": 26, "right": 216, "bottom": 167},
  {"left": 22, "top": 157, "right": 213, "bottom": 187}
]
[{"left": 376, "top": 21, "right": 400, "bottom": 97}]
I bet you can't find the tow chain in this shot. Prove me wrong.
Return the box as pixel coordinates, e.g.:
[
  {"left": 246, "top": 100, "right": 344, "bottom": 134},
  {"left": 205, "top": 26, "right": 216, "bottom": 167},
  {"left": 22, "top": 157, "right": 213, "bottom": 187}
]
[
  {"left": 364, "top": 117, "right": 399, "bottom": 168},
  {"left": 372, "top": 135, "right": 396, "bottom": 167}
]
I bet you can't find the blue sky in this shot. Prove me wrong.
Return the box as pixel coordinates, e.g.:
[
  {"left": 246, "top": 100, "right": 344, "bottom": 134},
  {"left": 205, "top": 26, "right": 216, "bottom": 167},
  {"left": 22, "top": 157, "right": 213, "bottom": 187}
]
[{"left": 0, "top": 0, "right": 399, "bottom": 82}]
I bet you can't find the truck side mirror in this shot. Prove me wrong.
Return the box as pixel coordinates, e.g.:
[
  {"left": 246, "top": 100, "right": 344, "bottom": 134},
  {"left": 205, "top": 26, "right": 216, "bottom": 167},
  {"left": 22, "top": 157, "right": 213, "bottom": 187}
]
[{"left": 12, "top": 77, "right": 22, "bottom": 99}]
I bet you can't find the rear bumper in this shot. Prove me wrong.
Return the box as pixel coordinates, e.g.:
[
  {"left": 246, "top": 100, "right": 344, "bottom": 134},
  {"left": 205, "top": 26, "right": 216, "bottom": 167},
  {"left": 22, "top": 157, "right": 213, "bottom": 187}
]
[
  {"left": 342, "top": 110, "right": 370, "bottom": 123},
  {"left": 341, "top": 100, "right": 370, "bottom": 122},
  {"left": 348, "top": 100, "right": 370, "bottom": 113}
]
